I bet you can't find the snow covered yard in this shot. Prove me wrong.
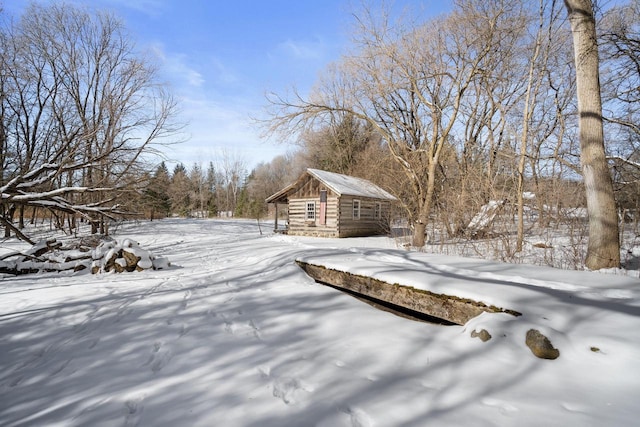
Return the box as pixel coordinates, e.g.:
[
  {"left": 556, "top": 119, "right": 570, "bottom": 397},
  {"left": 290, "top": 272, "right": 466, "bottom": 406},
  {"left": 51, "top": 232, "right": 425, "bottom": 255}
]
[{"left": 1, "top": 218, "right": 639, "bottom": 426}]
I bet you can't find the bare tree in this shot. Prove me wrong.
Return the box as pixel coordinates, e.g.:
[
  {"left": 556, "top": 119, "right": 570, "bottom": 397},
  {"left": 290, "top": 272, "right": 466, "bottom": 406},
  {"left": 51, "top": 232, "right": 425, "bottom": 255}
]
[
  {"left": 600, "top": 0, "right": 640, "bottom": 220},
  {"left": 513, "top": 0, "right": 573, "bottom": 251},
  {"left": 564, "top": 0, "right": 620, "bottom": 269},
  {"left": 266, "top": 1, "right": 514, "bottom": 247},
  {"left": 217, "top": 150, "right": 247, "bottom": 215},
  {"left": 0, "top": 3, "right": 180, "bottom": 242},
  {"left": 300, "top": 113, "right": 374, "bottom": 175},
  {"left": 237, "top": 153, "right": 304, "bottom": 219}
]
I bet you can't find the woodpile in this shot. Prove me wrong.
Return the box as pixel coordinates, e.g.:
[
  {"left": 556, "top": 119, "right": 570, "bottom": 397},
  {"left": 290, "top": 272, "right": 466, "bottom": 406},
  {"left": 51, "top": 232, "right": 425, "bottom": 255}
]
[{"left": 0, "top": 236, "right": 170, "bottom": 276}]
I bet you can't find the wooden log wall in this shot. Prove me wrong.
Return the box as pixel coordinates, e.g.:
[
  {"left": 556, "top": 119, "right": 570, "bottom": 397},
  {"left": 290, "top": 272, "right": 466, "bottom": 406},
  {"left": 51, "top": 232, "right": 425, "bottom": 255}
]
[
  {"left": 337, "top": 196, "right": 390, "bottom": 237},
  {"left": 288, "top": 198, "right": 340, "bottom": 237}
]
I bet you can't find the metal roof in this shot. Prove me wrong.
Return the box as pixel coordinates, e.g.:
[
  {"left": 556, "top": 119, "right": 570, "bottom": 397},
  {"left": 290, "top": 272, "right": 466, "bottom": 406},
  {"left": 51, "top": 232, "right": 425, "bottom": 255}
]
[{"left": 266, "top": 168, "right": 397, "bottom": 203}]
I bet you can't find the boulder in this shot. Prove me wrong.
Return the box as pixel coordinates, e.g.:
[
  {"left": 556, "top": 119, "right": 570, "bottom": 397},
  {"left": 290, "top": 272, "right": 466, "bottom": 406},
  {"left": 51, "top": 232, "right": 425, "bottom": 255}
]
[
  {"left": 471, "top": 329, "right": 492, "bottom": 342},
  {"left": 525, "top": 329, "right": 560, "bottom": 360},
  {"left": 121, "top": 249, "right": 141, "bottom": 272}
]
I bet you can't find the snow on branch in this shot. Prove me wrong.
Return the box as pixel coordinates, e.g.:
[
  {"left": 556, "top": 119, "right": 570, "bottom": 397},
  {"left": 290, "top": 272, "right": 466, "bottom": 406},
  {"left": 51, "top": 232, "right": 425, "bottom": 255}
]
[
  {"left": 9, "top": 186, "right": 116, "bottom": 201},
  {"left": 1, "top": 164, "right": 138, "bottom": 243},
  {"left": 0, "top": 162, "right": 90, "bottom": 193},
  {"left": 609, "top": 155, "right": 640, "bottom": 169}
]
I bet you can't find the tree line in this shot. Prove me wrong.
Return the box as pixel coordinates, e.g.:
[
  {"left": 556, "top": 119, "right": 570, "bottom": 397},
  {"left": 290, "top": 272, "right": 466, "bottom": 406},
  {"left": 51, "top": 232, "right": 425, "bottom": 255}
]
[
  {"left": 142, "top": 155, "right": 253, "bottom": 220},
  {"left": 264, "top": 0, "right": 640, "bottom": 270}
]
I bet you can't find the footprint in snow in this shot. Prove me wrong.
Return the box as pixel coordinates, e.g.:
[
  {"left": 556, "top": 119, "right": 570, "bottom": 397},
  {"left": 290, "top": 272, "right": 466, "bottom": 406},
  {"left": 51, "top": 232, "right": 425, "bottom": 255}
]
[
  {"left": 344, "top": 407, "right": 373, "bottom": 427},
  {"left": 123, "top": 395, "right": 145, "bottom": 427},
  {"left": 178, "top": 323, "right": 189, "bottom": 338},
  {"left": 271, "top": 376, "right": 312, "bottom": 405},
  {"left": 317, "top": 407, "right": 372, "bottom": 427},
  {"left": 481, "top": 397, "right": 519, "bottom": 415},
  {"left": 143, "top": 341, "right": 173, "bottom": 374},
  {"left": 258, "top": 367, "right": 312, "bottom": 406},
  {"left": 222, "top": 317, "right": 262, "bottom": 340},
  {"left": 179, "top": 290, "right": 191, "bottom": 310}
]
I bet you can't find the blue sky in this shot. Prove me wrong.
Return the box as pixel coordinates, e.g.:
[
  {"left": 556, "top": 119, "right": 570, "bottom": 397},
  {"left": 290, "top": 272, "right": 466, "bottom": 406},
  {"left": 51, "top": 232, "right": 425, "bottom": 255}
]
[{"left": 4, "top": 0, "right": 453, "bottom": 170}]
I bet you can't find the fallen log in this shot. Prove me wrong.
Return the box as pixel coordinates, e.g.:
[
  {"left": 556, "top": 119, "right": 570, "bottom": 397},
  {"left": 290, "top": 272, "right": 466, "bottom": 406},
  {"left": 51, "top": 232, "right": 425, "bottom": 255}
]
[{"left": 296, "top": 260, "right": 521, "bottom": 325}]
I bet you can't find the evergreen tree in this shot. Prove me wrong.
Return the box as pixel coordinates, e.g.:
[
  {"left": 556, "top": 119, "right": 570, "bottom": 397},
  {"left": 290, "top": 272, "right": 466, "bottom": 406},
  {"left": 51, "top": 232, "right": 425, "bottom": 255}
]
[
  {"left": 169, "top": 163, "right": 192, "bottom": 217},
  {"left": 144, "top": 162, "right": 171, "bottom": 220}
]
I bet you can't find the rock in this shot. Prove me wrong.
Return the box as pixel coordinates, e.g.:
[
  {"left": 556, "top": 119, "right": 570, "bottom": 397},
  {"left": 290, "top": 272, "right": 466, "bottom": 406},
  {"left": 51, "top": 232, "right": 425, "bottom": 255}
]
[
  {"left": 525, "top": 329, "right": 560, "bottom": 359},
  {"left": 471, "top": 329, "right": 492, "bottom": 342},
  {"left": 121, "top": 249, "right": 140, "bottom": 272},
  {"left": 103, "top": 250, "right": 118, "bottom": 272},
  {"left": 113, "top": 258, "right": 126, "bottom": 273}
]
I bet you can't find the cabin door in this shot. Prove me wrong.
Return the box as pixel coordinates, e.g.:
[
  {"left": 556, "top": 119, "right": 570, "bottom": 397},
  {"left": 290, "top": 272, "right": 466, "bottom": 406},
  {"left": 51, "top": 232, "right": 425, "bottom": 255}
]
[{"left": 319, "top": 190, "right": 327, "bottom": 225}]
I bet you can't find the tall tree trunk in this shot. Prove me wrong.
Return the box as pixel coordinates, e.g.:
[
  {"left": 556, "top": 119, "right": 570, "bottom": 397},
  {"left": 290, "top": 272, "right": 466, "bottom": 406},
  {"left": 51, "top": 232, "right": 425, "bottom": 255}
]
[
  {"left": 565, "top": 0, "right": 620, "bottom": 269},
  {"left": 2, "top": 204, "right": 9, "bottom": 238},
  {"left": 412, "top": 159, "right": 439, "bottom": 247},
  {"left": 4, "top": 204, "right": 15, "bottom": 238},
  {"left": 517, "top": 0, "right": 545, "bottom": 253},
  {"left": 413, "top": 221, "right": 427, "bottom": 247},
  {"left": 18, "top": 205, "right": 25, "bottom": 229}
]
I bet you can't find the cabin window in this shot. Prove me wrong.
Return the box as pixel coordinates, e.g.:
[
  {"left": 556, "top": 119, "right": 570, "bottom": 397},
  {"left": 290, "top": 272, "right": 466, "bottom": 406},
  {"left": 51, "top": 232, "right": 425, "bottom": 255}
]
[
  {"left": 306, "top": 201, "right": 316, "bottom": 220},
  {"left": 353, "top": 199, "right": 361, "bottom": 220},
  {"left": 374, "top": 202, "right": 382, "bottom": 219}
]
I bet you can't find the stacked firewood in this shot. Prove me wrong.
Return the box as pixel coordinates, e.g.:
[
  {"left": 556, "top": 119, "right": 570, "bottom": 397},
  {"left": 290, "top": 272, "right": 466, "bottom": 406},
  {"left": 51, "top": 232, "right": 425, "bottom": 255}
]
[{"left": 0, "top": 236, "right": 170, "bottom": 276}]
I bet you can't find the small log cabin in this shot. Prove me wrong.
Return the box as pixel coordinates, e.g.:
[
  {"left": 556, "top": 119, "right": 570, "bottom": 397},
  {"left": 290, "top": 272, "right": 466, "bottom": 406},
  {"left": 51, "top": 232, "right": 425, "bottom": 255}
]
[{"left": 265, "top": 168, "right": 396, "bottom": 238}]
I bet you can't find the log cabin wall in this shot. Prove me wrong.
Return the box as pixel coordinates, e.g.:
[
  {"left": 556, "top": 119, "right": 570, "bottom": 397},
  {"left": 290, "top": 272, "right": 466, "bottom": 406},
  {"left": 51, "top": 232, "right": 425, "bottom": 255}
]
[
  {"left": 337, "top": 196, "right": 390, "bottom": 237},
  {"left": 287, "top": 176, "right": 341, "bottom": 237},
  {"left": 287, "top": 197, "right": 340, "bottom": 237}
]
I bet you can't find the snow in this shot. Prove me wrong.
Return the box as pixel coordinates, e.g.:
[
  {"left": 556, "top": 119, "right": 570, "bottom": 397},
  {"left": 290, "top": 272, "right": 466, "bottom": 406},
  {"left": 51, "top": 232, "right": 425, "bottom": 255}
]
[
  {"left": 466, "top": 200, "right": 504, "bottom": 231},
  {"left": 1, "top": 218, "right": 639, "bottom": 426}
]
